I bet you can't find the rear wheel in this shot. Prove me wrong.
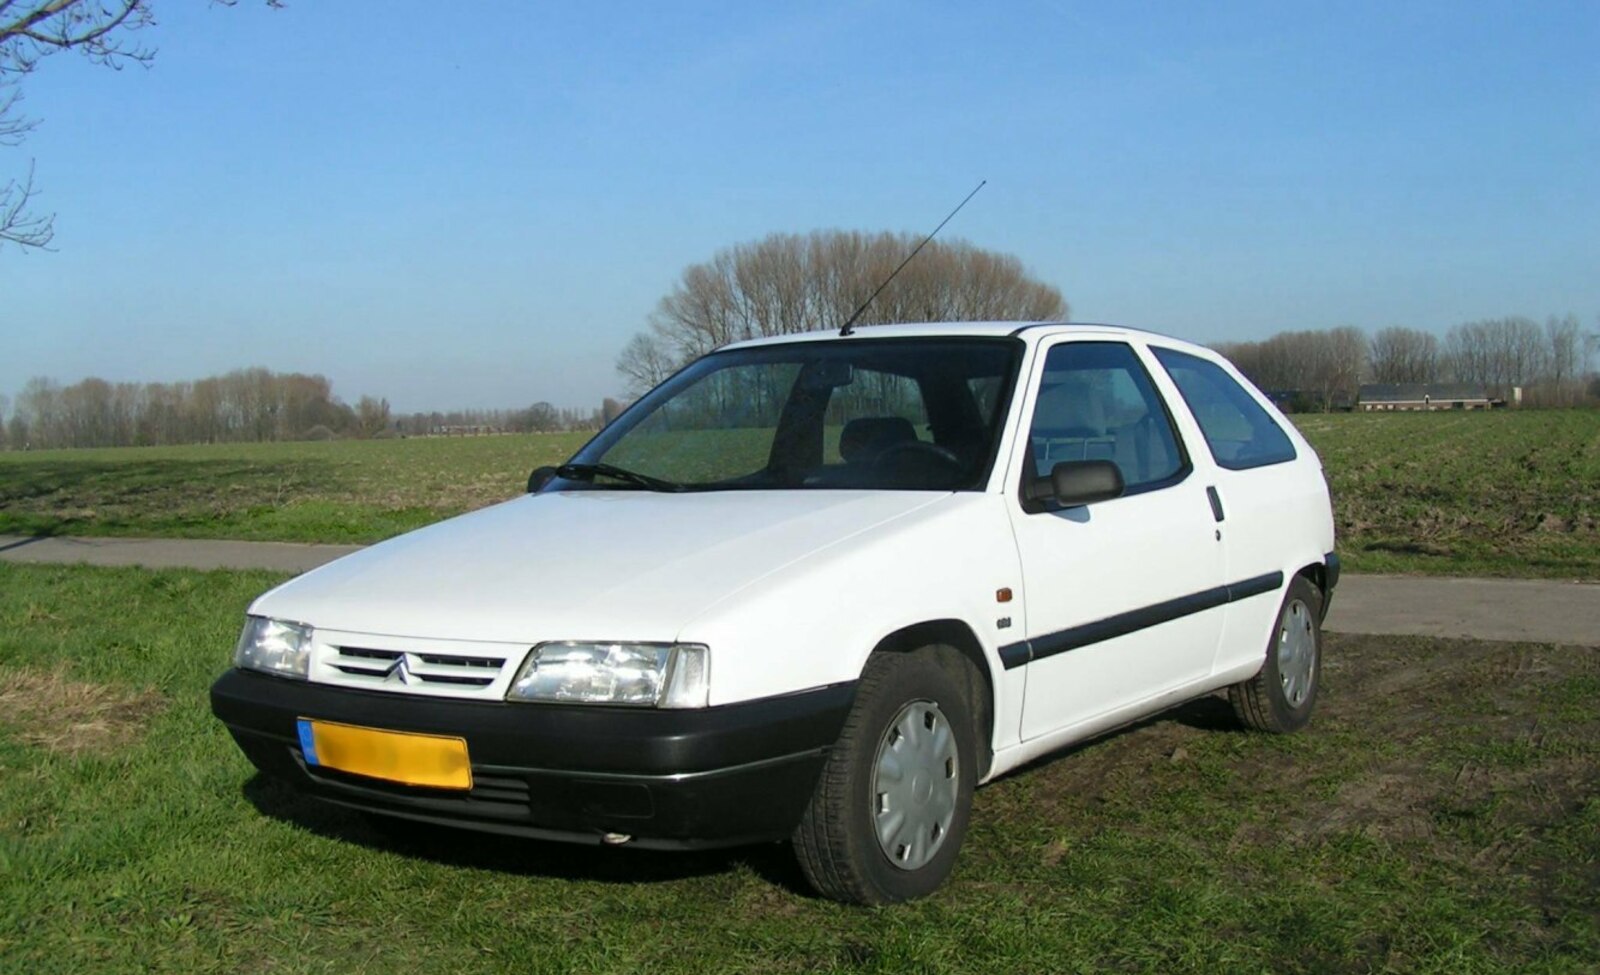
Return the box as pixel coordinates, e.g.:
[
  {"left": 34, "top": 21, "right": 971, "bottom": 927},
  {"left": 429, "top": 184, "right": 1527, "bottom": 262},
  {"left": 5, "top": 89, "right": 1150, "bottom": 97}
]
[
  {"left": 1229, "top": 574, "right": 1322, "bottom": 733},
  {"left": 792, "top": 646, "right": 979, "bottom": 904}
]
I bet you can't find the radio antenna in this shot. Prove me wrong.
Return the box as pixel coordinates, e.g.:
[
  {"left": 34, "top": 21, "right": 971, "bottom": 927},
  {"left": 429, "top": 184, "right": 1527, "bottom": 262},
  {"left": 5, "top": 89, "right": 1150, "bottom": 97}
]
[{"left": 838, "top": 179, "right": 986, "bottom": 336}]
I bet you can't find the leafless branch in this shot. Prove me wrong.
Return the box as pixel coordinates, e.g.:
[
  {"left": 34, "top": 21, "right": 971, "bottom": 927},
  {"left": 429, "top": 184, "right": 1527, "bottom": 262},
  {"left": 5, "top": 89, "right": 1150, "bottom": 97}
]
[
  {"left": 0, "top": 158, "right": 53, "bottom": 249},
  {"left": 0, "top": 82, "right": 36, "bottom": 143},
  {"left": 1, "top": 2, "right": 156, "bottom": 77},
  {"left": 0, "top": 2, "right": 278, "bottom": 255}
]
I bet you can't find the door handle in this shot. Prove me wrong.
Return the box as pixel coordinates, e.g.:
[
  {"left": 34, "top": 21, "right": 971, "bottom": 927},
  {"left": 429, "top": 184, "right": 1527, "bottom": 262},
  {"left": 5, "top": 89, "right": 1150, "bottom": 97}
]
[{"left": 1206, "top": 486, "right": 1225, "bottom": 522}]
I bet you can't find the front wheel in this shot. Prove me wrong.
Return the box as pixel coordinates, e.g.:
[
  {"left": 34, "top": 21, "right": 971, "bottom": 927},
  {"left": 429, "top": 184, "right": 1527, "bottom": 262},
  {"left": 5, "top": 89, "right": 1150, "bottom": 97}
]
[
  {"left": 1229, "top": 574, "right": 1323, "bottom": 733},
  {"left": 792, "top": 647, "right": 979, "bottom": 904}
]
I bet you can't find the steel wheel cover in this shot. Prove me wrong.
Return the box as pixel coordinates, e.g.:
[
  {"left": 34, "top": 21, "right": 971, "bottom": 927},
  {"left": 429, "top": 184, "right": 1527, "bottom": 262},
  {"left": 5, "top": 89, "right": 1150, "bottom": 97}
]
[
  {"left": 1277, "top": 598, "right": 1316, "bottom": 707},
  {"left": 872, "top": 699, "right": 959, "bottom": 872}
]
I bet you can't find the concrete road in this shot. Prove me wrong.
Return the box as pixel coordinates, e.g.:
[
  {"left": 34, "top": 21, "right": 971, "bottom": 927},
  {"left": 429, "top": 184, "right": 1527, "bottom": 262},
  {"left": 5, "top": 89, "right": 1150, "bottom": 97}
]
[
  {"left": 1327, "top": 573, "right": 1599, "bottom": 646},
  {"left": 0, "top": 534, "right": 362, "bottom": 574},
  {"left": 3, "top": 534, "right": 1597, "bottom": 646}
]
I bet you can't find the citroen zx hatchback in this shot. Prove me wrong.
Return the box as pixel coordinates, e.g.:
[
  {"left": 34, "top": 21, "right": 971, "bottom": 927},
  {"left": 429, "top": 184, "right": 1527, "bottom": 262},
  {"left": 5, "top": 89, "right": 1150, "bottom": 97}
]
[{"left": 211, "top": 322, "right": 1338, "bottom": 904}]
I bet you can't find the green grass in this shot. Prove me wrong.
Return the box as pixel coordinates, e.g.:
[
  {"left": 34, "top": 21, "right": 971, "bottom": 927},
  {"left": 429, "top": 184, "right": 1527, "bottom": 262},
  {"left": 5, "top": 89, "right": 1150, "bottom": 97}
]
[
  {"left": 1292, "top": 410, "right": 1600, "bottom": 578},
  {"left": 2, "top": 410, "right": 1599, "bottom": 578},
  {"left": 2, "top": 563, "right": 1597, "bottom": 974},
  {"left": 0, "top": 434, "right": 590, "bottom": 543}
]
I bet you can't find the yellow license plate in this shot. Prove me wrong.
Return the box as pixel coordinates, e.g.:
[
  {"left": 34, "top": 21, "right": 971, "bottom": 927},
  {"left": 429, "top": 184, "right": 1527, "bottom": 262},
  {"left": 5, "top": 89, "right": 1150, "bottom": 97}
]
[{"left": 297, "top": 718, "right": 472, "bottom": 791}]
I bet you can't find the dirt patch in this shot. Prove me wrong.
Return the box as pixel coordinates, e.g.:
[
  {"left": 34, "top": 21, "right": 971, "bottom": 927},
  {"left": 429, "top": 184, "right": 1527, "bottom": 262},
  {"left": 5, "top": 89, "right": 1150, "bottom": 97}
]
[
  {"left": 975, "top": 631, "right": 1600, "bottom": 938},
  {"left": 1231, "top": 637, "right": 1599, "bottom": 847},
  {"left": 0, "top": 666, "right": 165, "bottom": 756}
]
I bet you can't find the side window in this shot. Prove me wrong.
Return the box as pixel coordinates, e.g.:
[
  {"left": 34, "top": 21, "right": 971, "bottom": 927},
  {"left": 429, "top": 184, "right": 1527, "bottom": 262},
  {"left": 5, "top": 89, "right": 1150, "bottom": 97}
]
[
  {"left": 1151, "top": 348, "right": 1297, "bottom": 470},
  {"left": 1027, "top": 342, "right": 1185, "bottom": 492}
]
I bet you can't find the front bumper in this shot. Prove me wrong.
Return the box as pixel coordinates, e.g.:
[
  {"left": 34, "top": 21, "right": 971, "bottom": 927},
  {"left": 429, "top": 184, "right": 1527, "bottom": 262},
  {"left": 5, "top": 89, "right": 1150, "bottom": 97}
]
[{"left": 210, "top": 669, "right": 855, "bottom": 849}]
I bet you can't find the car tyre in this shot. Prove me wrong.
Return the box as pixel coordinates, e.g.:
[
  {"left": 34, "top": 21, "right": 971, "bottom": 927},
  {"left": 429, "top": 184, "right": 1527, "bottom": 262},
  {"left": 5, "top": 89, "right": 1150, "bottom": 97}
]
[
  {"left": 792, "top": 646, "right": 979, "bottom": 904},
  {"left": 1229, "top": 574, "right": 1322, "bottom": 733}
]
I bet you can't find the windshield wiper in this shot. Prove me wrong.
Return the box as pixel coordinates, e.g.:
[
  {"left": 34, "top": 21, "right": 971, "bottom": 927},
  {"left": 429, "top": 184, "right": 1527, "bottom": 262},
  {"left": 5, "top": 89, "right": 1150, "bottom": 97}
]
[{"left": 556, "top": 463, "right": 689, "bottom": 493}]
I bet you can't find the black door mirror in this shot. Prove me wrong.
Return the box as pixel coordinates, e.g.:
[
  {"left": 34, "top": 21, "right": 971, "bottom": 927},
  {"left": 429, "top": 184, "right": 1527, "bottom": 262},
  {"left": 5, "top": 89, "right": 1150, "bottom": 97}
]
[
  {"left": 1025, "top": 459, "right": 1124, "bottom": 508},
  {"left": 526, "top": 465, "right": 559, "bottom": 493}
]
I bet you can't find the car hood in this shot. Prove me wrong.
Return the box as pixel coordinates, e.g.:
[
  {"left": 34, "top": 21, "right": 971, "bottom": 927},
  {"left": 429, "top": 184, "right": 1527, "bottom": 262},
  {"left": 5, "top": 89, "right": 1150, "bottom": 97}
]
[{"left": 252, "top": 489, "right": 947, "bottom": 644}]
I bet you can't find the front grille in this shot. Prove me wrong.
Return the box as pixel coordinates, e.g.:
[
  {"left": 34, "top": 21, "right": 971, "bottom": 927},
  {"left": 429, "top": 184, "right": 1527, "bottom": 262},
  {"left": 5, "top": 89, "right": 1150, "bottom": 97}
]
[{"left": 322, "top": 644, "right": 514, "bottom": 694}]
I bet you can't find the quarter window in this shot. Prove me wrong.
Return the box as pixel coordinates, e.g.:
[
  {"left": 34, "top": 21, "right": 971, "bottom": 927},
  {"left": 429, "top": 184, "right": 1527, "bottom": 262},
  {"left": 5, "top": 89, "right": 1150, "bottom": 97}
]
[
  {"left": 1026, "top": 342, "right": 1185, "bottom": 492},
  {"left": 1151, "top": 348, "right": 1297, "bottom": 470}
]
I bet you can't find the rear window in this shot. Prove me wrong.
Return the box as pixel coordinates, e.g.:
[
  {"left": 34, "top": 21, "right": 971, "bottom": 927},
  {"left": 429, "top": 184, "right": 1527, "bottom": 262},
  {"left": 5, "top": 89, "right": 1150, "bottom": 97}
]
[{"left": 1151, "top": 348, "right": 1297, "bottom": 470}]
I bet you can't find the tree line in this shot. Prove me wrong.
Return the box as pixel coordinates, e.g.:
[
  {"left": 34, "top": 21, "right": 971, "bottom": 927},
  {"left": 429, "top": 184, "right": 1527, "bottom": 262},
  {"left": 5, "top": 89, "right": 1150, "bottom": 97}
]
[
  {"left": 390, "top": 402, "right": 618, "bottom": 439},
  {"left": 0, "top": 370, "right": 610, "bottom": 451},
  {"left": 616, "top": 230, "right": 1068, "bottom": 395},
  {"left": 1214, "top": 315, "right": 1598, "bottom": 410}
]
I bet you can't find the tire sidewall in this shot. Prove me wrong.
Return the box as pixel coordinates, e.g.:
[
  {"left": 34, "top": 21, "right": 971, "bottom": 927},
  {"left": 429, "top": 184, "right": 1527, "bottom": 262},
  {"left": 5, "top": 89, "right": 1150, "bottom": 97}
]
[
  {"left": 842, "top": 651, "right": 978, "bottom": 903},
  {"left": 1262, "top": 576, "right": 1322, "bottom": 731}
]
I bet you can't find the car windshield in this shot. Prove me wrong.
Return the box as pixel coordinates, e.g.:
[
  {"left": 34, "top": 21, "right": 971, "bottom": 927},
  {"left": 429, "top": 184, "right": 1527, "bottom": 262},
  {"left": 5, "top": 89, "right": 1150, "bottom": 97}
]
[{"left": 560, "top": 337, "right": 1023, "bottom": 492}]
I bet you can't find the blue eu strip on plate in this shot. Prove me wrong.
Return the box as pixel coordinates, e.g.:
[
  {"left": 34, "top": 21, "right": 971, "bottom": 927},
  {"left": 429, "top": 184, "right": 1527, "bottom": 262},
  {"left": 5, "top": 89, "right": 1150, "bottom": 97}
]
[{"left": 296, "top": 719, "right": 320, "bottom": 765}]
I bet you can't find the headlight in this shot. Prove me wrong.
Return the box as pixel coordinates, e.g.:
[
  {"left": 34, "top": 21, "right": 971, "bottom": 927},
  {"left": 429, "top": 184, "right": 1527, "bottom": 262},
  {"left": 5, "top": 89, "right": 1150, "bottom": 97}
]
[
  {"left": 506, "top": 641, "right": 709, "bottom": 708},
  {"left": 234, "top": 616, "right": 312, "bottom": 679}
]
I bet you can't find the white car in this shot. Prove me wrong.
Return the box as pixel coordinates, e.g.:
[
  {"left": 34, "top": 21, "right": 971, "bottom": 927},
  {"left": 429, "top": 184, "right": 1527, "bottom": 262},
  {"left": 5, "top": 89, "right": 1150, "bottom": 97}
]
[{"left": 211, "top": 322, "right": 1338, "bottom": 904}]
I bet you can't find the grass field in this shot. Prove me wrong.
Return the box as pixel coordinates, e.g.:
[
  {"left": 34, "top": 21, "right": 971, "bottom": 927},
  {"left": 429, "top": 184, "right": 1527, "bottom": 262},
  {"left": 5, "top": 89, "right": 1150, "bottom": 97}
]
[
  {"left": 1, "top": 410, "right": 1598, "bottom": 578},
  {"left": 1295, "top": 410, "right": 1600, "bottom": 579},
  {"left": 1, "top": 562, "right": 1597, "bottom": 974},
  {"left": 0, "top": 434, "right": 590, "bottom": 543}
]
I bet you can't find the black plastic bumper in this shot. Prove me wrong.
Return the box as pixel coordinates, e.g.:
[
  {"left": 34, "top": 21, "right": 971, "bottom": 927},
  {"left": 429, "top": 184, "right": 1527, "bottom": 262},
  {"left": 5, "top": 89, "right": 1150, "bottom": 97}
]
[{"left": 210, "top": 669, "right": 855, "bottom": 849}]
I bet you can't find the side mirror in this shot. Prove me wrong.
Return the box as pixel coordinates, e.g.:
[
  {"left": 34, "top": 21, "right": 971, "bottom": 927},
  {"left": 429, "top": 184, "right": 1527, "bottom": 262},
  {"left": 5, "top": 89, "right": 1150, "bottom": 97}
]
[
  {"left": 526, "top": 465, "right": 559, "bottom": 493},
  {"left": 1025, "top": 459, "right": 1124, "bottom": 507}
]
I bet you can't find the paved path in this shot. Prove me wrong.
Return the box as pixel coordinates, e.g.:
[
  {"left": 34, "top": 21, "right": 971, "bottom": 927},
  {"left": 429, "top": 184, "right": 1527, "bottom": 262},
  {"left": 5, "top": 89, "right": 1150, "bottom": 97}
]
[
  {"left": 0, "top": 534, "right": 363, "bottom": 574},
  {"left": 1326, "top": 574, "right": 1598, "bottom": 646},
  {"left": 3, "top": 534, "right": 1597, "bottom": 646}
]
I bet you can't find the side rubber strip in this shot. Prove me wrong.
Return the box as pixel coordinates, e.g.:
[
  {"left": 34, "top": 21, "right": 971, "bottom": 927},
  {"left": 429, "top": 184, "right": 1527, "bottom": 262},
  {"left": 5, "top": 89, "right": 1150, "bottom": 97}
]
[{"left": 1000, "top": 570, "right": 1284, "bottom": 670}]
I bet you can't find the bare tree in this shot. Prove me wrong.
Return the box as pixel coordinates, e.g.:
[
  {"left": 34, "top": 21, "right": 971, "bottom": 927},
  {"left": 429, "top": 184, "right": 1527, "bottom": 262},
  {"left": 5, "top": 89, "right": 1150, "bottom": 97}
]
[
  {"left": 615, "top": 333, "right": 677, "bottom": 397},
  {"left": 1444, "top": 317, "right": 1547, "bottom": 391},
  {"left": 1320, "top": 326, "right": 1366, "bottom": 409},
  {"left": 1, "top": 1, "right": 276, "bottom": 251},
  {"left": 1368, "top": 326, "right": 1440, "bottom": 384},
  {"left": 2, "top": 1, "right": 153, "bottom": 248},
  {"left": 515, "top": 401, "right": 560, "bottom": 433},
  {"left": 355, "top": 395, "right": 391, "bottom": 438},
  {"left": 624, "top": 230, "right": 1067, "bottom": 391},
  {"left": 1544, "top": 314, "right": 1583, "bottom": 405}
]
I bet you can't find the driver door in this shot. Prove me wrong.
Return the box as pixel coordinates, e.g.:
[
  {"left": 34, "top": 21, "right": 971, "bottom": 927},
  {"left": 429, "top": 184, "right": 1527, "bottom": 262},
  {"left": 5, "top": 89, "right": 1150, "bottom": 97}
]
[{"left": 1006, "top": 339, "right": 1226, "bottom": 740}]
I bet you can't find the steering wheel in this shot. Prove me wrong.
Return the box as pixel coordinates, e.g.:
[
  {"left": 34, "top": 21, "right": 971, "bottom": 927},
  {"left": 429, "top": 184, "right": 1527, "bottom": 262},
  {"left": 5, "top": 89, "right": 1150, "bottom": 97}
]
[{"left": 873, "top": 440, "right": 964, "bottom": 474}]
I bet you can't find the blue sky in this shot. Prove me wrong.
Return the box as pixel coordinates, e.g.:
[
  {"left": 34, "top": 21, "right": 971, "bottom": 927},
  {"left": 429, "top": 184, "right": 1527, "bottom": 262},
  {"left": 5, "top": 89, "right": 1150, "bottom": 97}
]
[{"left": 4, "top": 0, "right": 1596, "bottom": 411}]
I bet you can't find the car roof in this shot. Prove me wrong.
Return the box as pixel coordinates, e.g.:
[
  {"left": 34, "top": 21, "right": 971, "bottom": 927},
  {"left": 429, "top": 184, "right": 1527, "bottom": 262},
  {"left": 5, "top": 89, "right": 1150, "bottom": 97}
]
[{"left": 720, "top": 321, "right": 1201, "bottom": 352}]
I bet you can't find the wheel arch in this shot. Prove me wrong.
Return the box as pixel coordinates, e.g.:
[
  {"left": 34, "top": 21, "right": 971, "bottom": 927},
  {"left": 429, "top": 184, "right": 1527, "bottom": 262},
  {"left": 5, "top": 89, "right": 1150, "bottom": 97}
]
[
  {"left": 868, "top": 619, "right": 996, "bottom": 778},
  {"left": 1295, "top": 558, "right": 1332, "bottom": 603}
]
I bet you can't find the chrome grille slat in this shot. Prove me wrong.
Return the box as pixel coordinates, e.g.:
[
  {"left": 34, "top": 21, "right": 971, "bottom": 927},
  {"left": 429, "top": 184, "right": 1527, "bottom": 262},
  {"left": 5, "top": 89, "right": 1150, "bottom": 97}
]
[
  {"left": 332, "top": 664, "right": 395, "bottom": 676},
  {"left": 419, "top": 653, "right": 500, "bottom": 669},
  {"left": 321, "top": 643, "right": 517, "bottom": 694}
]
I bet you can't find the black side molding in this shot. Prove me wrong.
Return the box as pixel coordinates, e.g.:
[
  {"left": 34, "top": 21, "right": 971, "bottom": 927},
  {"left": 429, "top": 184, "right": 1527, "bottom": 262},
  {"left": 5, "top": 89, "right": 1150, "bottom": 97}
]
[{"left": 999, "top": 571, "right": 1284, "bottom": 670}]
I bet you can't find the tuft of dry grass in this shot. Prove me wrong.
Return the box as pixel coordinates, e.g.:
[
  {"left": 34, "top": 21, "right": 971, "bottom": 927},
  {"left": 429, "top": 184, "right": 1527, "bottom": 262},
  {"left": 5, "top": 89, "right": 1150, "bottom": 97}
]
[{"left": 0, "top": 666, "right": 164, "bottom": 756}]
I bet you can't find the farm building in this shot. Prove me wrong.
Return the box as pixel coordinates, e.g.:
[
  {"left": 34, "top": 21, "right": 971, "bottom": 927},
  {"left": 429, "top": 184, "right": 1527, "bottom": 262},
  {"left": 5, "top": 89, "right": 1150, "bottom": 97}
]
[{"left": 1357, "top": 383, "right": 1494, "bottom": 411}]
